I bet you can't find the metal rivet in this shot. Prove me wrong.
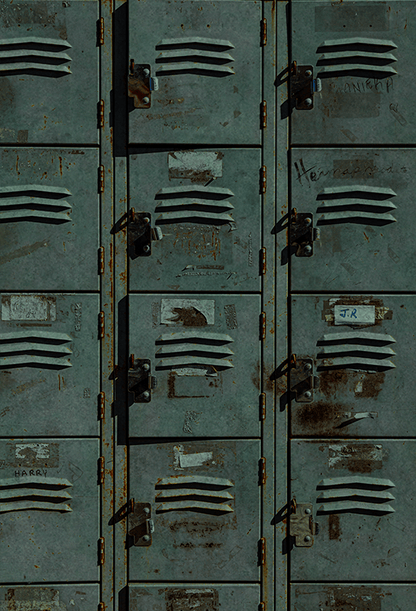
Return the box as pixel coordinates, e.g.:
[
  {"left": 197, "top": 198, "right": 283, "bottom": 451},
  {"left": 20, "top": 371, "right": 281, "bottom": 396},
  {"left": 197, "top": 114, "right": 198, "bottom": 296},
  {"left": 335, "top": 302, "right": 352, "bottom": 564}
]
[
  {"left": 142, "top": 535, "right": 150, "bottom": 542},
  {"left": 304, "top": 536, "right": 311, "bottom": 542},
  {"left": 143, "top": 96, "right": 150, "bottom": 104},
  {"left": 142, "top": 363, "right": 150, "bottom": 371},
  {"left": 143, "top": 507, "right": 150, "bottom": 514},
  {"left": 305, "top": 508, "right": 312, "bottom": 514},
  {"left": 305, "top": 363, "right": 312, "bottom": 371},
  {"left": 143, "top": 245, "right": 150, "bottom": 253},
  {"left": 304, "top": 391, "right": 312, "bottom": 399},
  {"left": 305, "top": 70, "right": 312, "bottom": 77},
  {"left": 143, "top": 69, "right": 150, "bottom": 77},
  {"left": 305, "top": 98, "right": 312, "bottom": 107},
  {"left": 143, "top": 217, "right": 150, "bottom": 224},
  {"left": 304, "top": 245, "right": 312, "bottom": 254},
  {"left": 304, "top": 217, "right": 312, "bottom": 226},
  {"left": 142, "top": 391, "right": 150, "bottom": 399}
]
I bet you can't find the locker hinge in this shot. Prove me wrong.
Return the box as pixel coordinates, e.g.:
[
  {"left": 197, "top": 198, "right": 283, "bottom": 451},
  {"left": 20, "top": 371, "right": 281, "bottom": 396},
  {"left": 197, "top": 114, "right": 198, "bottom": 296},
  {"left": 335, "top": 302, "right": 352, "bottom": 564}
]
[
  {"left": 261, "top": 100, "right": 267, "bottom": 128},
  {"left": 98, "top": 100, "right": 105, "bottom": 128},
  {"left": 99, "top": 391, "right": 105, "bottom": 420},
  {"left": 260, "top": 312, "right": 266, "bottom": 340},
  {"left": 260, "top": 392, "right": 266, "bottom": 421},
  {"left": 98, "top": 537, "right": 105, "bottom": 565},
  {"left": 259, "top": 457, "right": 266, "bottom": 485},
  {"left": 259, "top": 537, "right": 266, "bottom": 565},
  {"left": 98, "top": 603, "right": 105, "bottom": 611},
  {"left": 98, "top": 247, "right": 105, "bottom": 275},
  {"left": 259, "top": 604, "right": 266, "bottom": 611},
  {"left": 261, "top": 18, "right": 267, "bottom": 46},
  {"left": 98, "top": 17, "right": 104, "bottom": 45},
  {"left": 98, "top": 457, "right": 105, "bottom": 484},
  {"left": 99, "top": 312, "right": 105, "bottom": 339},
  {"left": 260, "top": 247, "right": 266, "bottom": 275},
  {"left": 261, "top": 166, "right": 267, "bottom": 194},
  {"left": 99, "top": 166, "right": 104, "bottom": 193}
]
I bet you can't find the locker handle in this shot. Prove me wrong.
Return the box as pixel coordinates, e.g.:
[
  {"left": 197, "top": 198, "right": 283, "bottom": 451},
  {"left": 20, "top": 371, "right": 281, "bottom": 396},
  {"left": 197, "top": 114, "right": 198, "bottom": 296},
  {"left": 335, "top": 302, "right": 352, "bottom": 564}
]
[
  {"left": 318, "top": 476, "right": 395, "bottom": 489},
  {"left": 156, "top": 500, "right": 233, "bottom": 513},
  {"left": 157, "top": 331, "right": 233, "bottom": 344},
  {"left": 0, "top": 501, "right": 72, "bottom": 513},
  {"left": 156, "top": 37, "right": 235, "bottom": 51},
  {"left": 317, "top": 501, "right": 395, "bottom": 514},
  {"left": 156, "top": 475, "right": 234, "bottom": 489}
]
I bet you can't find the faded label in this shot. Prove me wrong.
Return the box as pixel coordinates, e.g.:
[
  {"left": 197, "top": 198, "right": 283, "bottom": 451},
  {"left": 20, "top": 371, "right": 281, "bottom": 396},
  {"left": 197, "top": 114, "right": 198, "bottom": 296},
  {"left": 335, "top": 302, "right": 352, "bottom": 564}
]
[
  {"left": 174, "top": 446, "right": 214, "bottom": 469},
  {"left": 315, "top": 3, "right": 389, "bottom": 31},
  {"left": 334, "top": 305, "right": 375, "bottom": 325},
  {"left": 161, "top": 299, "right": 215, "bottom": 326},
  {"left": 329, "top": 443, "right": 382, "bottom": 472},
  {"left": 2, "top": 295, "right": 56, "bottom": 321},
  {"left": 165, "top": 588, "right": 219, "bottom": 611},
  {"left": 4, "top": 588, "right": 67, "bottom": 611},
  {"left": 168, "top": 151, "right": 223, "bottom": 182},
  {"left": 15, "top": 443, "right": 50, "bottom": 460},
  {"left": 224, "top": 304, "right": 238, "bottom": 329},
  {"left": 72, "top": 302, "right": 82, "bottom": 331},
  {"left": 0, "top": 442, "right": 59, "bottom": 469},
  {"left": 326, "top": 586, "right": 382, "bottom": 611}
]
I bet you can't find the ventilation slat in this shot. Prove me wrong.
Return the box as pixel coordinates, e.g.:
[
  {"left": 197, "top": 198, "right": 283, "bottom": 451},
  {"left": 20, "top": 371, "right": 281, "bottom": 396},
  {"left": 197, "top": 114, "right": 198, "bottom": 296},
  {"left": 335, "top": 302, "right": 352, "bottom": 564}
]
[
  {"left": 0, "top": 37, "right": 72, "bottom": 49},
  {"left": 317, "top": 344, "right": 395, "bottom": 357},
  {"left": 318, "top": 211, "right": 396, "bottom": 224},
  {"left": 157, "top": 37, "right": 235, "bottom": 50},
  {"left": 0, "top": 488, "right": 72, "bottom": 501},
  {"left": 317, "top": 489, "right": 395, "bottom": 502},
  {"left": 155, "top": 488, "right": 233, "bottom": 500},
  {"left": 0, "top": 49, "right": 71, "bottom": 62},
  {"left": 156, "top": 211, "right": 234, "bottom": 224},
  {"left": 155, "top": 199, "right": 234, "bottom": 211},
  {"left": 0, "top": 342, "right": 72, "bottom": 356},
  {"left": 319, "top": 332, "right": 396, "bottom": 345},
  {"left": 0, "top": 331, "right": 72, "bottom": 343},
  {"left": 0, "top": 355, "right": 72, "bottom": 368},
  {"left": 156, "top": 475, "right": 234, "bottom": 488},
  {"left": 157, "top": 356, "right": 233, "bottom": 370},
  {"left": 318, "top": 50, "right": 397, "bottom": 63},
  {"left": 0, "top": 501, "right": 72, "bottom": 513},
  {"left": 318, "top": 64, "right": 397, "bottom": 76},
  {"left": 157, "top": 331, "right": 233, "bottom": 344},
  {"left": 319, "top": 37, "right": 397, "bottom": 50},
  {"left": 0, "top": 197, "right": 72, "bottom": 209},
  {"left": 156, "top": 63, "right": 234, "bottom": 76},
  {"left": 0, "top": 210, "right": 71, "bottom": 222},
  {"left": 319, "top": 186, "right": 396, "bottom": 198},
  {"left": 319, "top": 476, "right": 395, "bottom": 489},
  {"left": 0, "top": 476, "right": 72, "bottom": 489},
  {"left": 317, "top": 199, "right": 396, "bottom": 210},
  {"left": 318, "top": 357, "right": 395, "bottom": 370},
  {"left": 156, "top": 500, "right": 233, "bottom": 513},
  {"left": 0, "top": 62, "right": 71, "bottom": 74},
  {"left": 318, "top": 501, "right": 395, "bottom": 514},
  {"left": 156, "top": 343, "right": 234, "bottom": 357},
  {"left": 157, "top": 49, "right": 234, "bottom": 62},
  {"left": 157, "top": 186, "right": 234, "bottom": 199}
]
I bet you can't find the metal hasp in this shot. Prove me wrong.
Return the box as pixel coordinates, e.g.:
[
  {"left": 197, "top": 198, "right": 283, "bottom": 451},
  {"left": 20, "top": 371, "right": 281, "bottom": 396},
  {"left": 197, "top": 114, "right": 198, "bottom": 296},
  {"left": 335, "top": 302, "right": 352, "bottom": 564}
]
[
  {"left": 128, "top": 61, "right": 158, "bottom": 108},
  {"left": 290, "top": 355, "right": 318, "bottom": 402},
  {"left": 128, "top": 210, "right": 163, "bottom": 258},
  {"left": 128, "top": 357, "right": 157, "bottom": 403},
  {"left": 128, "top": 501, "right": 155, "bottom": 546},
  {"left": 290, "top": 501, "right": 318, "bottom": 547},
  {"left": 290, "top": 210, "right": 320, "bottom": 257},
  {"left": 290, "top": 62, "right": 321, "bottom": 110}
]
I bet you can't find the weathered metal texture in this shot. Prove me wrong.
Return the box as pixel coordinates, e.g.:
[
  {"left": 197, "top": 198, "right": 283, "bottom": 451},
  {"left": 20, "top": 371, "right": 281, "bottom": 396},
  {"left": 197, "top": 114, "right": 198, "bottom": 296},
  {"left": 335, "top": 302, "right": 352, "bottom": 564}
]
[
  {"left": 128, "top": 0, "right": 261, "bottom": 144},
  {"left": 128, "top": 294, "right": 261, "bottom": 437},
  {"left": 128, "top": 440, "right": 260, "bottom": 581},
  {"left": 129, "top": 585, "right": 260, "bottom": 611},
  {"left": 0, "top": 438, "right": 99, "bottom": 582},
  {"left": 291, "top": 584, "right": 416, "bottom": 611},
  {"left": 290, "top": 149, "right": 416, "bottom": 292},
  {"left": 128, "top": 148, "right": 262, "bottom": 292},
  {"left": 0, "top": 0, "right": 98, "bottom": 144},
  {"left": 0, "top": 586, "right": 100, "bottom": 611},
  {"left": 290, "top": 440, "right": 415, "bottom": 581},
  {"left": 0, "top": 293, "right": 99, "bottom": 436},
  {"left": 0, "top": 148, "right": 99, "bottom": 290},
  {"left": 290, "top": 294, "right": 415, "bottom": 437},
  {"left": 291, "top": 1, "right": 415, "bottom": 144}
]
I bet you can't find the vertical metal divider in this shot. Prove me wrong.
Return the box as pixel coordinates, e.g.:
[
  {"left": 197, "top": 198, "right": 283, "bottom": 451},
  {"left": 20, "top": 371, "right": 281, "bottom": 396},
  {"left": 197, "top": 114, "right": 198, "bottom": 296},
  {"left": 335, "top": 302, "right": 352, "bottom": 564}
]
[
  {"left": 275, "top": 2, "right": 289, "bottom": 610},
  {"left": 100, "top": 0, "right": 115, "bottom": 609}
]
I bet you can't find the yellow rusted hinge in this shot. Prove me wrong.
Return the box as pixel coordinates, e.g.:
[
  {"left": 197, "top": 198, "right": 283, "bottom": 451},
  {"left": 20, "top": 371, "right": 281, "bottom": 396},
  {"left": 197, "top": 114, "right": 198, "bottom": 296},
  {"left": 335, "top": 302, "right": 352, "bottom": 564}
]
[
  {"left": 99, "top": 311, "right": 105, "bottom": 339},
  {"left": 98, "top": 537, "right": 105, "bottom": 565},
  {"left": 98, "top": 100, "right": 105, "bottom": 128},
  {"left": 98, "top": 456, "right": 105, "bottom": 484},
  {"left": 261, "top": 165, "right": 267, "bottom": 194},
  {"left": 98, "top": 17, "right": 104, "bottom": 45},
  {"left": 99, "top": 166, "right": 104, "bottom": 193},
  {"left": 260, "top": 392, "right": 266, "bottom": 421},
  {"left": 99, "top": 247, "right": 105, "bottom": 275},
  {"left": 262, "top": 100, "right": 267, "bottom": 128},
  {"left": 99, "top": 391, "right": 105, "bottom": 420},
  {"left": 260, "top": 247, "right": 266, "bottom": 275},
  {"left": 260, "top": 457, "right": 266, "bottom": 484},
  {"left": 259, "top": 537, "right": 266, "bottom": 565},
  {"left": 98, "top": 603, "right": 105, "bottom": 611},
  {"left": 260, "top": 312, "right": 266, "bottom": 340},
  {"left": 261, "top": 18, "right": 267, "bottom": 46}
]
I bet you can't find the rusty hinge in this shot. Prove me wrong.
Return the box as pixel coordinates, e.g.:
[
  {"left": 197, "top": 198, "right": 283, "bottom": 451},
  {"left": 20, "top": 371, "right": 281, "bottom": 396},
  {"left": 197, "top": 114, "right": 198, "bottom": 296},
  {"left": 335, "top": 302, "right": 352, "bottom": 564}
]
[
  {"left": 98, "top": 537, "right": 105, "bottom": 565},
  {"left": 98, "top": 17, "right": 104, "bottom": 45},
  {"left": 98, "top": 100, "right": 104, "bottom": 128},
  {"left": 99, "top": 391, "right": 105, "bottom": 420},
  {"left": 261, "top": 18, "right": 267, "bottom": 46},
  {"left": 98, "top": 166, "right": 104, "bottom": 193},
  {"left": 261, "top": 100, "right": 267, "bottom": 128},
  {"left": 260, "top": 247, "right": 266, "bottom": 275},
  {"left": 259, "top": 457, "right": 266, "bottom": 485},
  {"left": 260, "top": 312, "right": 266, "bottom": 340},
  {"left": 261, "top": 165, "right": 267, "bottom": 194},
  {"left": 99, "top": 312, "right": 105, "bottom": 339},
  {"left": 98, "top": 603, "right": 105, "bottom": 611},
  {"left": 259, "top": 603, "right": 266, "bottom": 611},
  {"left": 260, "top": 392, "right": 266, "bottom": 421},
  {"left": 98, "top": 457, "right": 105, "bottom": 484},
  {"left": 98, "top": 247, "right": 104, "bottom": 275},
  {"left": 259, "top": 537, "right": 266, "bottom": 565}
]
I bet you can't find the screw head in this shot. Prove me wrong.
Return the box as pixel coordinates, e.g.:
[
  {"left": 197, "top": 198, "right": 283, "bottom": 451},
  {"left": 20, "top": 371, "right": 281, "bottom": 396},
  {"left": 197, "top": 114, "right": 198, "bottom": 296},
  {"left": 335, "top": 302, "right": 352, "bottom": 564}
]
[
  {"left": 142, "top": 363, "right": 150, "bottom": 371},
  {"left": 142, "top": 391, "right": 150, "bottom": 399},
  {"left": 305, "top": 363, "right": 312, "bottom": 371},
  {"left": 304, "top": 217, "right": 312, "bottom": 226},
  {"left": 304, "top": 535, "right": 312, "bottom": 542},
  {"left": 305, "top": 70, "right": 312, "bottom": 77},
  {"left": 143, "top": 216, "right": 150, "bottom": 224},
  {"left": 143, "top": 245, "right": 151, "bottom": 253},
  {"left": 304, "top": 245, "right": 312, "bottom": 255},
  {"left": 304, "top": 391, "right": 312, "bottom": 399},
  {"left": 142, "top": 535, "right": 150, "bottom": 542},
  {"left": 142, "top": 96, "right": 150, "bottom": 104},
  {"left": 143, "top": 68, "right": 150, "bottom": 77},
  {"left": 305, "top": 97, "right": 312, "bottom": 107},
  {"left": 143, "top": 507, "right": 150, "bottom": 515},
  {"left": 305, "top": 508, "right": 312, "bottom": 514}
]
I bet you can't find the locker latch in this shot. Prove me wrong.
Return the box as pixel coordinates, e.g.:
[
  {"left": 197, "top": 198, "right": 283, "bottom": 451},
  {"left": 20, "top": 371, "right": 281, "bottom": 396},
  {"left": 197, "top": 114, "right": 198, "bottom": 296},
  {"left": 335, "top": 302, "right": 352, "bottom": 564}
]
[
  {"left": 128, "top": 501, "right": 154, "bottom": 546},
  {"left": 128, "top": 210, "right": 163, "bottom": 258},
  {"left": 290, "top": 210, "right": 320, "bottom": 257},
  {"left": 128, "top": 61, "right": 159, "bottom": 108},
  {"left": 290, "top": 62, "right": 322, "bottom": 110},
  {"left": 128, "top": 356, "right": 157, "bottom": 403},
  {"left": 290, "top": 500, "right": 318, "bottom": 547},
  {"left": 290, "top": 355, "right": 318, "bottom": 402}
]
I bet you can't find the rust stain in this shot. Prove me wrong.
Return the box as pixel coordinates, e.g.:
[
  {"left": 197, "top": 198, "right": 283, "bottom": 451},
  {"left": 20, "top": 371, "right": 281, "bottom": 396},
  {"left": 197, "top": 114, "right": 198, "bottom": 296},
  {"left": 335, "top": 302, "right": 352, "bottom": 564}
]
[
  {"left": 0, "top": 240, "right": 48, "bottom": 266},
  {"left": 59, "top": 156, "right": 63, "bottom": 176},
  {"left": 169, "top": 306, "right": 207, "bottom": 326},
  {"left": 359, "top": 372, "right": 385, "bottom": 398},
  {"left": 319, "top": 369, "right": 349, "bottom": 398},
  {"left": 363, "top": 231, "right": 369, "bottom": 242},
  {"left": 328, "top": 514, "right": 342, "bottom": 540},
  {"left": 11, "top": 378, "right": 46, "bottom": 396},
  {"left": 167, "top": 372, "right": 176, "bottom": 398}
]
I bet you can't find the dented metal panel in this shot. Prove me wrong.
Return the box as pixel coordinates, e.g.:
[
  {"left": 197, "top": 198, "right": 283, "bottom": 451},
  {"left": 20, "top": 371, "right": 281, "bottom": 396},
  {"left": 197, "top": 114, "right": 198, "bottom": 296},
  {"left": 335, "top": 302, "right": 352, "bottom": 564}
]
[
  {"left": 0, "top": 439, "right": 99, "bottom": 582},
  {"left": 128, "top": 440, "right": 260, "bottom": 581},
  {"left": 128, "top": 294, "right": 261, "bottom": 437}
]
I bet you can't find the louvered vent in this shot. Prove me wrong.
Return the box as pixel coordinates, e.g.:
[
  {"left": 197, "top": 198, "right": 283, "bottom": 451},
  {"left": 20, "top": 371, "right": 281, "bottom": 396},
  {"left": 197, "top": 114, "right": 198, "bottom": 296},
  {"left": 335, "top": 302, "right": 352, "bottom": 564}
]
[
  {"left": 317, "top": 331, "right": 396, "bottom": 371},
  {"left": 155, "top": 475, "right": 234, "bottom": 514},
  {"left": 155, "top": 186, "right": 235, "bottom": 226},
  {"left": 316, "top": 37, "right": 397, "bottom": 77},
  {"left": 155, "top": 37, "right": 235, "bottom": 76},
  {"left": 317, "top": 476, "right": 395, "bottom": 515},
  {"left": 156, "top": 330, "right": 234, "bottom": 374},
  {"left": 0, "top": 331, "right": 73, "bottom": 369},
  {"left": 0, "top": 37, "right": 72, "bottom": 75},
  {"left": 316, "top": 185, "right": 397, "bottom": 225},
  {"left": 0, "top": 185, "right": 72, "bottom": 223},
  {"left": 0, "top": 476, "right": 72, "bottom": 513}
]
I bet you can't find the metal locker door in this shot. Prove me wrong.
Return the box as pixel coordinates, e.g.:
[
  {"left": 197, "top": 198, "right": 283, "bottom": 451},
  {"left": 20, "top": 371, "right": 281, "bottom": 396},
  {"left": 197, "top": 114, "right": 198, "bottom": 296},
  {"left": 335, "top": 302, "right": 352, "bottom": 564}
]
[
  {"left": 128, "top": 0, "right": 262, "bottom": 144},
  {"left": 292, "top": 585, "right": 416, "bottom": 610},
  {"left": 0, "top": 586, "right": 100, "bottom": 611},
  {"left": 129, "top": 585, "right": 260, "bottom": 611},
  {"left": 0, "top": 0, "right": 99, "bottom": 144},
  {"left": 290, "top": 1, "right": 416, "bottom": 145}
]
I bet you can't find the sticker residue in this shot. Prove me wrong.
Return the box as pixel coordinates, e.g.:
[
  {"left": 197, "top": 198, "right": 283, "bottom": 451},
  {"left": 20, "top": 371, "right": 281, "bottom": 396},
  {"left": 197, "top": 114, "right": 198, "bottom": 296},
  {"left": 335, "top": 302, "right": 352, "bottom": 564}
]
[{"left": 2, "top": 295, "right": 56, "bottom": 321}]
